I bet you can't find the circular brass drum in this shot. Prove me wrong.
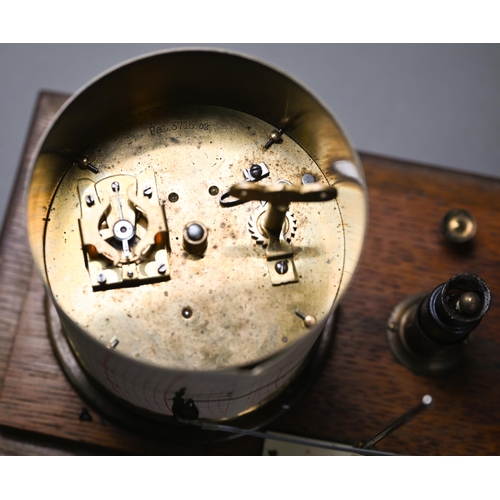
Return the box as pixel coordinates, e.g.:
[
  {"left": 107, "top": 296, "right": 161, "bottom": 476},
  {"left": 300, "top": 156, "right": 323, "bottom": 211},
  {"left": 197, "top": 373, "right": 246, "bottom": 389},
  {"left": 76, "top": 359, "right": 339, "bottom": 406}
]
[{"left": 27, "top": 49, "right": 367, "bottom": 423}]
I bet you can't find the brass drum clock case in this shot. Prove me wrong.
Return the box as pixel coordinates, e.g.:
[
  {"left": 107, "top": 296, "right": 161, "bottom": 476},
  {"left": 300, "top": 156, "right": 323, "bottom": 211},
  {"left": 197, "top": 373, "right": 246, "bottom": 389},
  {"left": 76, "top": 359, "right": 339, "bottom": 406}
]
[{"left": 26, "top": 49, "right": 367, "bottom": 430}]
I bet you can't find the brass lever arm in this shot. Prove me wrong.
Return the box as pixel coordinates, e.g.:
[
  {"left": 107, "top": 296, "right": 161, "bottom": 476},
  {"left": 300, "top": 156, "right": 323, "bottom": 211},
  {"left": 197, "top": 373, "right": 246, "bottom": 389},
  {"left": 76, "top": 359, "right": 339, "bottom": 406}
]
[
  {"left": 229, "top": 181, "right": 337, "bottom": 205},
  {"left": 230, "top": 181, "right": 337, "bottom": 234}
]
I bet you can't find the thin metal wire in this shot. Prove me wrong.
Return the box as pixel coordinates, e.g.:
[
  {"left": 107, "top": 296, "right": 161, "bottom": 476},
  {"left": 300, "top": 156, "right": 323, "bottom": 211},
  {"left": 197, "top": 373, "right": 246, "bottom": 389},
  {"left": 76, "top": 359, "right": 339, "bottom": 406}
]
[
  {"left": 362, "top": 395, "right": 433, "bottom": 449},
  {"left": 202, "top": 423, "right": 396, "bottom": 456}
]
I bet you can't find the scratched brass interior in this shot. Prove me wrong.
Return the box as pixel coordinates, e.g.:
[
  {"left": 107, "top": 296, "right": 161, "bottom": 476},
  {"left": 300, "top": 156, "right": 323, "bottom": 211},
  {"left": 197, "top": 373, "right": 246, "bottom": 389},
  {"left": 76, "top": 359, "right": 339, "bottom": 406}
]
[
  {"left": 27, "top": 50, "right": 367, "bottom": 418},
  {"left": 45, "top": 104, "right": 346, "bottom": 369}
]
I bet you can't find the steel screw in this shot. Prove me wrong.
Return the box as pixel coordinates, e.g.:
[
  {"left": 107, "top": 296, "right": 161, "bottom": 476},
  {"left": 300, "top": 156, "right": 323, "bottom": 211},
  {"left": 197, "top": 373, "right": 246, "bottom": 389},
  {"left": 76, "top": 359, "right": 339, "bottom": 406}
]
[
  {"left": 275, "top": 260, "right": 288, "bottom": 275},
  {"left": 85, "top": 194, "right": 95, "bottom": 206},
  {"left": 143, "top": 186, "right": 153, "bottom": 197},
  {"left": 302, "top": 173, "right": 315, "bottom": 185},
  {"left": 249, "top": 164, "right": 263, "bottom": 180}
]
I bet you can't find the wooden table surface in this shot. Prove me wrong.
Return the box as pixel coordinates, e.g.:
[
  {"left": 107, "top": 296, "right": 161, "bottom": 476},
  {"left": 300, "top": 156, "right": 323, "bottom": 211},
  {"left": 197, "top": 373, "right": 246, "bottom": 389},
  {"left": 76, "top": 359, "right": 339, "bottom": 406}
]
[{"left": 0, "top": 91, "right": 499, "bottom": 455}]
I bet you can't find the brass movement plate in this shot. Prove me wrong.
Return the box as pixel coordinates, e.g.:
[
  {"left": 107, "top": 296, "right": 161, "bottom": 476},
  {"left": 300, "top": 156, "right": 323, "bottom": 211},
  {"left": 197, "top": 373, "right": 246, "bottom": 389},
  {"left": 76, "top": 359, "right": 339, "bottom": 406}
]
[{"left": 45, "top": 105, "right": 345, "bottom": 371}]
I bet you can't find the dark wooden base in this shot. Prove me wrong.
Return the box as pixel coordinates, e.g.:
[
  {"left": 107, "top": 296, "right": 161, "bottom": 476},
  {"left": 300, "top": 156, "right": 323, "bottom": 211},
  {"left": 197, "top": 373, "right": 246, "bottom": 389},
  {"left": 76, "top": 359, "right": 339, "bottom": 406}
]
[{"left": 1, "top": 92, "right": 500, "bottom": 455}]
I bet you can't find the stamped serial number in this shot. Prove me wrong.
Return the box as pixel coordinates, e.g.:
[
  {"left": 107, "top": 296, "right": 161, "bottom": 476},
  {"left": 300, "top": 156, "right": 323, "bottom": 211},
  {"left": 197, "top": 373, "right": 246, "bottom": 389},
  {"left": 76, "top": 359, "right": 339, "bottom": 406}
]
[{"left": 149, "top": 121, "right": 210, "bottom": 135}]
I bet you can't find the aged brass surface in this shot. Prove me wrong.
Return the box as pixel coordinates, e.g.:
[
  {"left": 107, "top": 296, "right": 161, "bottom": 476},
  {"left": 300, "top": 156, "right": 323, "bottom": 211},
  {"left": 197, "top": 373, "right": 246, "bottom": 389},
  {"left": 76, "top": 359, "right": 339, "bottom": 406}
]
[
  {"left": 27, "top": 50, "right": 367, "bottom": 420},
  {"left": 77, "top": 169, "right": 170, "bottom": 289},
  {"left": 44, "top": 105, "right": 345, "bottom": 369},
  {"left": 440, "top": 208, "right": 477, "bottom": 244}
]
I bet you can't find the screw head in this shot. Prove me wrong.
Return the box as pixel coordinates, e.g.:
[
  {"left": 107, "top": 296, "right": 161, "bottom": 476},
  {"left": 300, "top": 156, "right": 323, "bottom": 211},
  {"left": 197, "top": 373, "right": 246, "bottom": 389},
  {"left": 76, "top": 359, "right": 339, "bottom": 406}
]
[
  {"left": 275, "top": 260, "right": 288, "bottom": 275},
  {"left": 158, "top": 263, "right": 167, "bottom": 275},
  {"left": 85, "top": 194, "right": 95, "bottom": 206},
  {"left": 302, "top": 174, "right": 315, "bottom": 185},
  {"left": 249, "top": 164, "right": 263, "bottom": 179},
  {"left": 97, "top": 273, "right": 106, "bottom": 284},
  {"left": 111, "top": 181, "right": 120, "bottom": 192},
  {"left": 143, "top": 186, "right": 153, "bottom": 197}
]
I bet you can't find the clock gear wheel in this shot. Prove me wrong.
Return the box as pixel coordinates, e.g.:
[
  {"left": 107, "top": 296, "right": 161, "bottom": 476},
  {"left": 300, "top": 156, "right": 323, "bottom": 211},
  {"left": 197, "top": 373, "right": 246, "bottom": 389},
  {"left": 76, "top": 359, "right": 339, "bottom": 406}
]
[{"left": 248, "top": 203, "right": 298, "bottom": 246}]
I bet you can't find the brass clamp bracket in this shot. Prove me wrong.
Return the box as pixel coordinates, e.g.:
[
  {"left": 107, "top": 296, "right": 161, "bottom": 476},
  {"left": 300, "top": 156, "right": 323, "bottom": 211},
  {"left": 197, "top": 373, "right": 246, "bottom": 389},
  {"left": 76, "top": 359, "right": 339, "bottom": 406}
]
[
  {"left": 229, "top": 182, "right": 337, "bottom": 285},
  {"left": 77, "top": 168, "right": 170, "bottom": 290}
]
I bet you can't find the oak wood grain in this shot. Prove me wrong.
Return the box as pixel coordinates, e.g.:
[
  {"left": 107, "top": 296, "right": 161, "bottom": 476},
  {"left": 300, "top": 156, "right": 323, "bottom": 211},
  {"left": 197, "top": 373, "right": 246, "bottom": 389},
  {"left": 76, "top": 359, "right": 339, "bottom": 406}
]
[
  {"left": 1, "top": 92, "right": 499, "bottom": 455},
  {"left": 0, "top": 92, "right": 68, "bottom": 387}
]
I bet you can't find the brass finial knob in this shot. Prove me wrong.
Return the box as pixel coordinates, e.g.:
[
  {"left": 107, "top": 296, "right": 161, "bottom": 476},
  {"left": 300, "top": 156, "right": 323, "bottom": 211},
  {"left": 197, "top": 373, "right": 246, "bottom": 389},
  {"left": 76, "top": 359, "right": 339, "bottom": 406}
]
[{"left": 440, "top": 209, "right": 477, "bottom": 244}]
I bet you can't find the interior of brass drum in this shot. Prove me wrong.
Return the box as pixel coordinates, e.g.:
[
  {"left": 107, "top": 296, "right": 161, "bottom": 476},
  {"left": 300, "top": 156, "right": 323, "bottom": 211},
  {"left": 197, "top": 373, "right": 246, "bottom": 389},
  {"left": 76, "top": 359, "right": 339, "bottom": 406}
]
[{"left": 27, "top": 49, "right": 367, "bottom": 420}]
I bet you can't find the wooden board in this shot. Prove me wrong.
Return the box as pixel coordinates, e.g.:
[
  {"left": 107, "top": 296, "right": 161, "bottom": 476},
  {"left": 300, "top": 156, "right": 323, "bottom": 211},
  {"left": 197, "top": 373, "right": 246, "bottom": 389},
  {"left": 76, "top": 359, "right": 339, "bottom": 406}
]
[{"left": 1, "top": 91, "right": 499, "bottom": 455}]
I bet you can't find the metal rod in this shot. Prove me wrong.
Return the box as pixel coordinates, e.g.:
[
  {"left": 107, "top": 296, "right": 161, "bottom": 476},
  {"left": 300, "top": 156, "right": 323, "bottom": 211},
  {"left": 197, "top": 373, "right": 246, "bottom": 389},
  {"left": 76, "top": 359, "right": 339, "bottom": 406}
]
[
  {"left": 264, "top": 203, "right": 289, "bottom": 232},
  {"left": 201, "top": 422, "right": 396, "bottom": 456},
  {"left": 361, "top": 395, "right": 433, "bottom": 449}
]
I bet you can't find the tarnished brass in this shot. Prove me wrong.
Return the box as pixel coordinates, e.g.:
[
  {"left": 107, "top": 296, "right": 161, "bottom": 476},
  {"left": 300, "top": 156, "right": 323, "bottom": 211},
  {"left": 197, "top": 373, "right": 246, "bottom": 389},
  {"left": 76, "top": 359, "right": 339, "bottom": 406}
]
[
  {"left": 77, "top": 168, "right": 170, "bottom": 289},
  {"left": 27, "top": 49, "right": 368, "bottom": 421},
  {"left": 229, "top": 181, "right": 337, "bottom": 204},
  {"left": 230, "top": 181, "right": 337, "bottom": 286},
  {"left": 248, "top": 204, "right": 297, "bottom": 246},
  {"left": 183, "top": 221, "right": 208, "bottom": 255},
  {"left": 230, "top": 181, "right": 336, "bottom": 235},
  {"left": 440, "top": 208, "right": 477, "bottom": 244},
  {"left": 387, "top": 274, "right": 491, "bottom": 374}
]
